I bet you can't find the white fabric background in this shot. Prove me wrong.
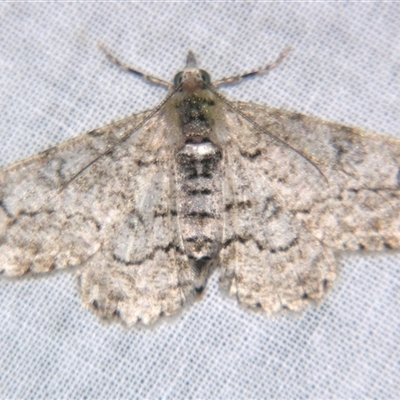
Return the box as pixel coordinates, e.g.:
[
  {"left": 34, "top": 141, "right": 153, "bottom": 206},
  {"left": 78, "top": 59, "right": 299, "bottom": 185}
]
[{"left": 1, "top": 2, "right": 399, "bottom": 399}]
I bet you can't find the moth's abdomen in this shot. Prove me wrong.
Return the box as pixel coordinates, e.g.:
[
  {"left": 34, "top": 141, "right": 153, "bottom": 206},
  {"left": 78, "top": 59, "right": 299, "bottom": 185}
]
[{"left": 176, "top": 141, "right": 223, "bottom": 288}]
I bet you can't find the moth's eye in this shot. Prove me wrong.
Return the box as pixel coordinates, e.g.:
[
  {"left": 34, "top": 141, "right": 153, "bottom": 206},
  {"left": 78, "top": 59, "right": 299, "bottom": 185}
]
[
  {"left": 200, "top": 70, "right": 211, "bottom": 85},
  {"left": 174, "top": 72, "right": 184, "bottom": 87}
]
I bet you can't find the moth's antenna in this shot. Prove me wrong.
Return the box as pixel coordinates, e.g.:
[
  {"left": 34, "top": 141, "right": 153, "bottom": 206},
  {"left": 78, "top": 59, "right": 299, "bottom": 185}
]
[
  {"left": 98, "top": 42, "right": 172, "bottom": 89},
  {"left": 213, "top": 47, "right": 291, "bottom": 87}
]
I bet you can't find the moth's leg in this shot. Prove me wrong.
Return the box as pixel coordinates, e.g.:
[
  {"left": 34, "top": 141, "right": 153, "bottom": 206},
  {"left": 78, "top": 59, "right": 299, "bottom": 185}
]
[
  {"left": 98, "top": 42, "right": 172, "bottom": 88},
  {"left": 213, "top": 47, "right": 291, "bottom": 87}
]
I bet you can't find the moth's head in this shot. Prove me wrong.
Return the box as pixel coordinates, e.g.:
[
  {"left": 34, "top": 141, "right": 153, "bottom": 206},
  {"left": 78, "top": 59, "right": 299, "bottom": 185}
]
[{"left": 173, "top": 51, "right": 211, "bottom": 91}]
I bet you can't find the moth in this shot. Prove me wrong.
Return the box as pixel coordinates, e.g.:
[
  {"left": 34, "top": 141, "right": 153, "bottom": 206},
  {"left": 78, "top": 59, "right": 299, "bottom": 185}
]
[{"left": 1, "top": 45, "right": 399, "bottom": 327}]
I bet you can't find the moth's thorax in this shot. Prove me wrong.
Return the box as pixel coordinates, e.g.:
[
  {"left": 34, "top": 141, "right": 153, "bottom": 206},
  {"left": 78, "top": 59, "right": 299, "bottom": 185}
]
[
  {"left": 172, "top": 90, "right": 217, "bottom": 142},
  {"left": 171, "top": 66, "right": 218, "bottom": 142}
]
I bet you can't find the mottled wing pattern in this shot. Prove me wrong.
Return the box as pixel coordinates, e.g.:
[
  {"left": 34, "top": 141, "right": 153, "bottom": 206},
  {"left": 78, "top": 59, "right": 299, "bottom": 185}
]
[
  {"left": 220, "top": 102, "right": 400, "bottom": 313},
  {"left": 0, "top": 111, "right": 195, "bottom": 326}
]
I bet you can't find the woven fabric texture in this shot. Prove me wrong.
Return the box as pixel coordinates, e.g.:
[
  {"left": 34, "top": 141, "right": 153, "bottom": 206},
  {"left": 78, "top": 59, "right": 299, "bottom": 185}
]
[{"left": 0, "top": 3, "right": 399, "bottom": 399}]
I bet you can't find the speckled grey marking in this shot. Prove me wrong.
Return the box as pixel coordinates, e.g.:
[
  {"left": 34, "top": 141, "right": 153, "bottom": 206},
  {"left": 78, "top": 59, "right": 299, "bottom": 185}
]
[{"left": 1, "top": 48, "right": 399, "bottom": 327}]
